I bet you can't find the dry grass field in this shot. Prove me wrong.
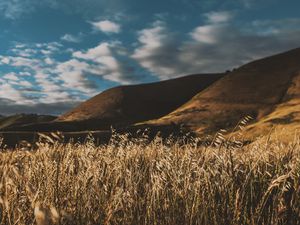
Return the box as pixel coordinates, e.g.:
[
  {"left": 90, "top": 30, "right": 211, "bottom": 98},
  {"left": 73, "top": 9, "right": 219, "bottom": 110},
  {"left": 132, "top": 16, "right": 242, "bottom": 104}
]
[{"left": 0, "top": 133, "right": 300, "bottom": 225}]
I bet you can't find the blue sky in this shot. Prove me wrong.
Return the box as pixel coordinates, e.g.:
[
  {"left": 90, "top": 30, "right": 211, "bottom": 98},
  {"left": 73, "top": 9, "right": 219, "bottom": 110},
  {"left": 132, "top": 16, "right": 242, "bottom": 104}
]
[{"left": 0, "top": 0, "right": 299, "bottom": 115}]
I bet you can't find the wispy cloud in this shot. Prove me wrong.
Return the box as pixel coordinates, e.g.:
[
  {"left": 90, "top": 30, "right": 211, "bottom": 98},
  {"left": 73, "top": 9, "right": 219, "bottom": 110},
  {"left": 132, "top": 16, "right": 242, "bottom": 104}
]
[
  {"left": 0, "top": 0, "right": 125, "bottom": 20},
  {"left": 205, "top": 11, "right": 233, "bottom": 23},
  {"left": 61, "top": 33, "right": 82, "bottom": 43},
  {"left": 0, "top": 0, "right": 35, "bottom": 19}
]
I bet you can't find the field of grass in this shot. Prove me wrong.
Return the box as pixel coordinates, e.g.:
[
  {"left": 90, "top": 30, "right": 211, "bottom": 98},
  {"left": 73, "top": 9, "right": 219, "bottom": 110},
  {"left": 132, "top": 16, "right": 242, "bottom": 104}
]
[{"left": 0, "top": 134, "right": 300, "bottom": 225}]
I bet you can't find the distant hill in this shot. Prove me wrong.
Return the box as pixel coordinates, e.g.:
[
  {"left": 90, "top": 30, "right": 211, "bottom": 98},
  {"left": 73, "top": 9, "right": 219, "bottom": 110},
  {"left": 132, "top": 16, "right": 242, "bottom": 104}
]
[
  {"left": 0, "top": 114, "right": 56, "bottom": 130},
  {"left": 147, "top": 48, "right": 300, "bottom": 141},
  {"left": 8, "top": 73, "right": 223, "bottom": 132}
]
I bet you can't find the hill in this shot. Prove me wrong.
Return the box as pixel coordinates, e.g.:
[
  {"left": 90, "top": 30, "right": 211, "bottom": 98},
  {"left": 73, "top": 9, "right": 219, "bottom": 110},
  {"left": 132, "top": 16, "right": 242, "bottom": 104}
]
[
  {"left": 57, "top": 73, "right": 224, "bottom": 124},
  {"left": 0, "top": 114, "right": 56, "bottom": 130},
  {"left": 237, "top": 71, "right": 300, "bottom": 142},
  {"left": 147, "top": 48, "right": 300, "bottom": 141}
]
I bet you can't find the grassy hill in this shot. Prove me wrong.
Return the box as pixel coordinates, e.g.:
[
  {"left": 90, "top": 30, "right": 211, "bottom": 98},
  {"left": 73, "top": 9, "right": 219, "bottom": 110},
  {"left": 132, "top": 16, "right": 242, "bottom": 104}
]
[
  {"left": 237, "top": 72, "right": 300, "bottom": 142},
  {"left": 57, "top": 73, "right": 224, "bottom": 125},
  {"left": 146, "top": 48, "right": 300, "bottom": 141}
]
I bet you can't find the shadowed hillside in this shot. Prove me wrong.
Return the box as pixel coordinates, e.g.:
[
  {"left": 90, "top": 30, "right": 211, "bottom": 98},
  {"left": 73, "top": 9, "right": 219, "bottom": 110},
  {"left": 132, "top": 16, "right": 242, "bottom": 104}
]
[
  {"left": 57, "top": 73, "right": 224, "bottom": 123},
  {"left": 148, "top": 48, "right": 300, "bottom": 141}
]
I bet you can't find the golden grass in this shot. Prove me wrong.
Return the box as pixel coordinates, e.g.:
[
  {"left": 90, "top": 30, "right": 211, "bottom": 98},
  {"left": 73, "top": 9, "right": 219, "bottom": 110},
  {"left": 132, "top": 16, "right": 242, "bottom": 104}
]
[{"left": 0, "top": 134, "right": 300, "bottom": 225}]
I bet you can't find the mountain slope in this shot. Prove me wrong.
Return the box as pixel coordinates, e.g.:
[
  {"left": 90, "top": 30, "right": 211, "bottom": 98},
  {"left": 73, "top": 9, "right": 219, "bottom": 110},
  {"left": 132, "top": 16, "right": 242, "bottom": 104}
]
[
  {"left": 55, "top": 73, "right": 224, "bottom": 129},
  {"left": 148, "top": 48, "right": 300, "bottom": 140},
  {"left": 237, "top": 70, "right": 300, "bottom": 142},
  {"left": 0, "top": 114, "right": 56, "bottom": 130}
]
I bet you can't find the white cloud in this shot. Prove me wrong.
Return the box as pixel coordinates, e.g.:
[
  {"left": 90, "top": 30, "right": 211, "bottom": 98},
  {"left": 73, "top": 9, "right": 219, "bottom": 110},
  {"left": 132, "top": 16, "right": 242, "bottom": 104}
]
[
  {"left": 134, "top": 23, "right": 166, "bottom": 52},
  {"left": 7, "top": 56, "right": 40, "bottom": 68},
  {"left": 190, "top": 11, "right": 232, "bottom": 44},
  {"left": 190, "top": 24, "right": 227, "bottom": 44},
  {"left": 0, "top": 83, "right": 22, "bottom": 102},
  {"left": 18, "top": 80, "right": 33, "bottom": 88},
  {"left": 1, "top": 72, "right": 34, "bottom": 90},
  {"left": 44, "top": 57, "right": 54, "bottom": 65},
  {"left": 132, "top": 21, "right": 181, "bottom": 79},
  {"left": 73, "top": 43, "right": 112, "bottom": 61},
  {"left": 33, "top": 70, "right": 74, "bottom": 104},
  {"left": 10, "top": 48, "right": 37, "bottom": 57},
  {"left": 205, "top": 11, "right": 233, "bottom": 24},
  {"left": 36, "top": 42, "right": 62, "bottom": 55},
  {"left": 0, "top": 82, "right": 32, "bottom": 104},
  {"left": 55, "top": 59, "right": 97, "bottom": 94},
  {"left": 19, "top": 72, "right": 31, "bottom": 76},
  {"left": 3, "top": 72, "right": 19, "bottom": 81},
  {"left": 91, "top": 20, "right": 121, "bottom": 33},
  {"left": 0, "top": 41, "right": 104, "bottom": 107},
  {"left": 15, "top": 43, "right": 26, "bottom": 49},
  {"left": 61, "top": 34, "right": 82, "bottom": 43},
  {"left": 73, "top": 42, "right": 135, "bottom": 84},
  {"left": 0, "top": 57, "right": 10, "bottom": 64},
  {"left": 41, "top": 49, "right": 51, "bottom": 55}
]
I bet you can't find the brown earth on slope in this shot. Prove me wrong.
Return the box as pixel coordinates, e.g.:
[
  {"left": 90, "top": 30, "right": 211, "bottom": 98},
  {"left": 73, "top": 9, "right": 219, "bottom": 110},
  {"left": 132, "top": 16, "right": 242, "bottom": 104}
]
[
  {"left": 6, "top": 73, "right": 223, "bottom": 132},
  {"left": 147, "top": 48, "right": 300, "bottom": 141},
  {"left": 236, "top": 70, "right": 300, "bottom": 143}
]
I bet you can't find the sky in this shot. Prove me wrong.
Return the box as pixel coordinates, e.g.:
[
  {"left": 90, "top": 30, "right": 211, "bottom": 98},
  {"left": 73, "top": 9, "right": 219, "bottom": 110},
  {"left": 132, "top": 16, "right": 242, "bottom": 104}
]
[{"left": 0, "top": 0, "right": 299, "bottom": 115}]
